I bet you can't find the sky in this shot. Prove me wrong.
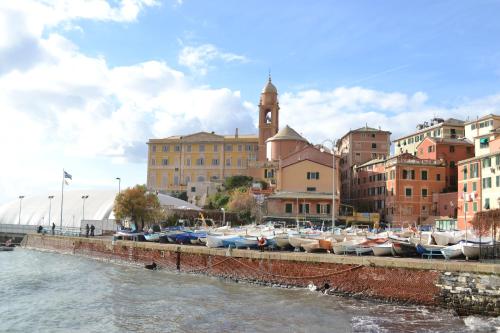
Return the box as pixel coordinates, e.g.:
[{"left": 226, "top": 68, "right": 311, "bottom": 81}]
[{"left": 1, "top": 0, "right": 500, "bottom": 204}]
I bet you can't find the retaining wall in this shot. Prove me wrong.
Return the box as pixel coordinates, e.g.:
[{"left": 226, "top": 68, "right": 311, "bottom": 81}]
[{"left": 21, "top": 234, "right": 500, "bottom": 316}]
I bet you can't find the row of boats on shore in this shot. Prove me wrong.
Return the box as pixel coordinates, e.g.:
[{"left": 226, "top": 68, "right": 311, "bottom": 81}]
[{"left": 115, "top": 225, "right": 496, "bottom": 261}]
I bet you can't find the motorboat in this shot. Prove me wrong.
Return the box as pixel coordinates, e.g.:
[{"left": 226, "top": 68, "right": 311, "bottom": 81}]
[
  {"left": 275, "top": 234, "right": 291, "bottom": 249},
  {"left": 354, "top": 238, "right": 387, "bottom": 256},
  {"left": 372, "top": 242, "right": 393, "bottom": 256},
  {"left": 390, "top": 236, "right": 417, "bottom": 257},
  {"left": 233, "top": 236, "right": 259, "bottom": 249},
  {"left": 432, "top": 231, "right": 465, "bottom": 246},
  {"left": 302, "top": 240, "right": 323, "bottom": 253},
  {"left": 441, "top": 243, "right": 464, "bottom": 260},
  {"left": 0, "top": 246, "right": 14, "bottom": 251},
  {"left": 206, "top": 234, "right": 240, "bottom": 248},
  {"left": 415, "top": 243, "right": 445, "bottom": 257},
  {"left": 332, "top": 239, "right": 364, "bottom": 255},
  {"left": 289, "top": 236, "right": 318, "bottom": 251},
  {"left": 143, "top": 233, "right": 161, "bottom": 242}
]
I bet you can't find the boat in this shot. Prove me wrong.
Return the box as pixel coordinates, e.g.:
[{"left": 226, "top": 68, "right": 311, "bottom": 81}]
[
  {"left": 354, "top": 238, "right": 387, "bottom": 256},
  {"left": 432, "top": 231, "right": 465, "bottom": 246},
  {"left": 143, "top": 233, "right": 161, "bottom": 242},
  {"left": 302, "top": 240, "right": 324, "bottom": 253},
  {"left": 0, "top": 246, "right": 14, "bottom": 251},
  {"left": 390, "top": 237, "right": 417, "bottom": 257},
  {"left": 275, "top": 234, "right": 291, "bottom": 249},
  {"left": 441, "top": 243, "right": 464, "bottom": 260},
  {"left": 415, "top": 243, "right": 445, "bottom": 257},
  {"left": 332, "top": 239, "right": 363, "bottom": 255},
  {"left": 206, "top": 234, "right": 240, "bottom": 248},
  {"left": 461, "top": 243, "right": 485, "bottom": 260},
  {"left": 319, "top": 238, "right": 334, "bottom": 251},
  {"left": 289, "top": 236, "right": 317, "bottom": 250},
  {"left": 372, "top": 243, "right": 393, "bottom": 256},
  {"left": 233, "top": 236, "right": 259, "bottom": 249}
]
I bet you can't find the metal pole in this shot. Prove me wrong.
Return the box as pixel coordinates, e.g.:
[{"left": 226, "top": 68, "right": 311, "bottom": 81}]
[
  {"left": 18, "top": 196, "right": 24, "bottom": 224},
  {"left": 60, "top": 169, "right": 65, "bottom": 231},
  {"left": 116, "top": 177, "right": 121, "bottom": 193},
  {"left": 48, "top": 196, "right": 54, "bottom": 227},
  {"left": 332, "top": 144, "right": 336, "bottom": 233}
]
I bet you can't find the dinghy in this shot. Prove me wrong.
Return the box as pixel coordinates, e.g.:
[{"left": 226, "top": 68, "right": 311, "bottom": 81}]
[
  {"left": 372, "top": 243, "right": 392, "bottom": 256},
  {"left": 441, "top": 243, "right": 464, "bottom": 260}
]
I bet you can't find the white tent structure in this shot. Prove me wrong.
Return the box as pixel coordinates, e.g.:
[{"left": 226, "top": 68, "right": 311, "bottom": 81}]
[{"left": 0, "top": 190, "right": 200, "bottom": 231}]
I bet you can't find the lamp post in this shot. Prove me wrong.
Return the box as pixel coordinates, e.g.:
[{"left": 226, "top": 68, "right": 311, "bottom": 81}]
[
  {"left": 116, "top": 177, "right": 121, "bottom": 193},
  {"left": 221, "top": 207, "right": 226, "bottom": 227},
  {"left": 18, "top": 195, "right": 25, "bottom": 224},
  {"left": 48, "top": 195, "right": 54, "bottom": 227},
  {"left": 81, "top": 195, "right": 89, "bottom": 222},
  {"left": 320, "top": 139, "right": 337, "bottom": 233}
]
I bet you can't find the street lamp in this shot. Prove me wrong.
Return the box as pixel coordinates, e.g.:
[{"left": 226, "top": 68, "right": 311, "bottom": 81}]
[
  {"left": 320, "top": 139, "right": 337, "bottom": 233},
  {"left": 18, "top": 195, "right": 25, "bottom": 224},
  {"left": 81, "top": 195, "right": 89, "bottom": 222},
  {"left": 116, "top": 177, "right": 121, "bottom": 193},
  {"left": 48, "top": 195, "right": 54, "bottom": 227},
  {"left": 221, "top": 207, "right": 226, "bottom": 227}
]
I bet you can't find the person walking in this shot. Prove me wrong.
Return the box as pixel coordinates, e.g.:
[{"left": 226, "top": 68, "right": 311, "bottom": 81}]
[
  {"left": 85, "top": 224, "right": 90, "bottom": 237},
  {"left": 90, "top": 224, "right": 95, "bottom": 237},
  {"left": 51, "top": 223, "right": 55, "bottom": 235}
]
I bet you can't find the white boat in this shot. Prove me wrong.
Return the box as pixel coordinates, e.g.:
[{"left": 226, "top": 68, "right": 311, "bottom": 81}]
[
  {"left": 432, "top": 231, "right": 465, "bottom": 246},
  {"left": 289, "top": 236, "right": 317, "bottom": 250},
  {"left": 372, "top": 243, "right": 392, "bottom": 256},
  {"left": 462, "top": 243, "right": 481, "bottom": 260},
  {"left": 302, "top": 240, "right": 322, "bottom": 253},
  {"left": 206, "top": 234, "right": 236, "bottom": 248},
  {"left": 275, "top": 234, "right": 291, "bottom": 248},
  {"left": 234, "top": 237, "right": 259, "bottom": 249},
  {"left": 441, "top": 243, "right": 464, "bottom": 260},
  {"left": 333, "top": 239, "right": 363, "bottom": 255},
  {"left": 0, "top": 246, "right": 14, "bottom": 252}
]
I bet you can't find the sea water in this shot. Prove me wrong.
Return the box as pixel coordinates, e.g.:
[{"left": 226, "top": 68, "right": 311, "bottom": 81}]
[{"left": 1, "top": 249, "right": 498, "bottom": 333}]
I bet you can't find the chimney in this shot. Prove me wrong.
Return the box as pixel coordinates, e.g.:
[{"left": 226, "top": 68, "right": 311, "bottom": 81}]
[{"left": 235, "top": 128, "right": 239, "bottom": 138}]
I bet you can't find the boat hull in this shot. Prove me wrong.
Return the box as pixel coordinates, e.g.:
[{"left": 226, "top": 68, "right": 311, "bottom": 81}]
[{"left": 391, "top": 241, "right": 417, "bottom": 257}]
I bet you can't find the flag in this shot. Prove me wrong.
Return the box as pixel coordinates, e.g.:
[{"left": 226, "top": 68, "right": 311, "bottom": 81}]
[{"left": 64, "top": 171, "right": 72, "bottom": 185}]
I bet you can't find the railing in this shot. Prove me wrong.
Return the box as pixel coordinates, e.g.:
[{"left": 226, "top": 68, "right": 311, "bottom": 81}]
[{"left": 0, "top": 224, "right": 103, "bottom": 237}]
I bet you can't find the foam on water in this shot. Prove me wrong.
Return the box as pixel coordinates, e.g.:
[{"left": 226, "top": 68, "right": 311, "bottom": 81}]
[{"left": 0, "top": 248, "right": 495, "bottom": 333}]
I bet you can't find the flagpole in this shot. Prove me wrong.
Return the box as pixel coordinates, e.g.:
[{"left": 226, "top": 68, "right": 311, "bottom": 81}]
[{"left": 60, "top": 169, "right": 65, "bottom": 232}]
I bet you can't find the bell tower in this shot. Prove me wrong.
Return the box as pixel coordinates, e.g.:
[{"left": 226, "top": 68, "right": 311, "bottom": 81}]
[{"left": 258, "top": 75, "right": 279, "bottom": 161}]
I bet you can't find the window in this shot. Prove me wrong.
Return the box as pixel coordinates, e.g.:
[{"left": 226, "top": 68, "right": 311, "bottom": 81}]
[
  {"left": 162, "top": 159, "right": 168, "bottom": 165},
  {"left": 421, "top": 170, "right": 428, "bottom": 180},
  {"left": 436, "top": 173, "right": 441, "bottom": 181},
  {"left": 307, "top": 172, "right": 320, "bottom": 180},
  {"left": 371, "top": 133, "right": 376, "bottom": 138},
  {"left": 405, "top": 188, "right": 412, "bottom": 197},
  {"left": 483, "top": 177, "right": 492, "bottom": 189},
  {"left": 427, "top": 146, "right": 433, "bottom": 153},
  {"left": 238, "top": 144, "right": 243, "bottom": 152},
  {"left": 463, "top": 166, "right": 468, "bottom": 180},
  {"left": 246, "top": 144, "right": 252, "bottom": 151},
  {"left": 213, "top": 144, "right": 218, "bottom": 152},
  {"left": 191, "top": 187, "right": 196, "bottom": 192},
  {"left": 174, "top": 145, "right": 181, "bottom": 152},
  {"left": 464, "top": 202, "right": 468, "bottom": 213},
  {"left": 186, "top": 159, "right": 191, "bottom": 166},
  {"left": 403, "top": 170, "right": 415, "bottom": 180},
  {"left": 421, "top": 188, "right": 428, "bottom": 197},
  {"left": 496, "top": 155, "right": 500, "bottom": 166},
  {"left": 225, "top": 158, "right": 231, "bottom": 166},
  {"left": 463, "top": 183, "right": 468, "bottom": 192},
  {"left": 162, "top": 145, "right": 169, "bottom": 152},
  {"left": 450, "top": 161, "right": 456, "bottom": 168},
  {"left": 449, "top": 146, "right": 455, "bottom": 153},
  {"left": 371, "top": 143, "right": 377, "bottom": 149},
  {"left": 497, "top": 176, "right": 500, "bottom": 187},
  {"left": 211, "top": 159, "right": 219, "bottom": 166},
  {"left": 199, "top": 144, "right": 205, "bottom": 152},
  {"left": 264, "top": 169, "right": 274, "bottom": 178},
  {"left": 152, "top": 145, "right": 156, "bottom": 152},
  {"left": 197, "top": 176, "right": 205, "bottom": 182},
  {"left": 472, "top": 182, "right": 477, "bottom": 191},
  {"left": 237, "top": 158, "right": 242, "bottom": 167},
  {"left": 196, "top": 158, "right": 204, "bottom": 166},
  {"left": 299, "top": 203, "right": 310, "bottom": 214},
  {"left": 480, "top": 138, "right": 489, "bottom": 148},
  {"left": 225, "top": 144, "right": 232, "bottom": 151},
  {"left": 473, "top": 202, "right": 477, "bottom": 212},
  {"left": 306, "top": 187, "right": 316, "bottom": 192},
  {"left": 483, "top": 157, "right": 491, "bottom": 168},
  {"left": 471, "top": 163, "right": 478, "bottom": 178},
  {"left": 151, "top": 159, "right": 156, "bottom": 165},
  {"left": 186, "top": 144, "right": 192, "bottom": 152},
  {"left": 285, "top": 203, "right": 293, "bottom": 214},
  {"left": 485, "top": 198, "right": 490, "bottom": 210}
]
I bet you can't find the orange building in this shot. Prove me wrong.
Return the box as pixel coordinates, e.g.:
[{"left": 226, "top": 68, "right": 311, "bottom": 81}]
[
  {"left": 337, "top": 126, "right": 391, "bottom": 206},
  {"left": 384, "top": 154, "right": 447, "bottom": 225},
  {"left": 416, "top": 137, "right": 474, "bottom": 192},
  {"left": 352, "top": 158, "right": 386, "bottom": 214}
]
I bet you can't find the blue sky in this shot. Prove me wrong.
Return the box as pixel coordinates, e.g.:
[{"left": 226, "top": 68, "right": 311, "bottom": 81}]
[{"left": 1, "top": 0, "right": 500, "bottom": 204}]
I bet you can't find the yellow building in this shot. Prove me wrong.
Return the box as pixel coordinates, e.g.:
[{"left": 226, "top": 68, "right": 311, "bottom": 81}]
[{"left": 146, "top": 76, "right": 279, "bottom": 192}]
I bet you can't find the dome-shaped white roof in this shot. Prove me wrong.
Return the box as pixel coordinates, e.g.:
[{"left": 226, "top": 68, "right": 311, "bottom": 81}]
[{"left": 0, "top": 189, "right": 200, "bottom": 229}]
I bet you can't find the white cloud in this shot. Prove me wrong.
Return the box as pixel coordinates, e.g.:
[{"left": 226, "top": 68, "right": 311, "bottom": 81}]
[{"left": 178, "top": 43, "right": 248, "bottom": 75}]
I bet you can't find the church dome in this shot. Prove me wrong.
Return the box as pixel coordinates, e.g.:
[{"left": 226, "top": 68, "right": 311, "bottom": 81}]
[
  {"left": 266, "top": 125, "right": 308, "bottom": 143},
  {"left": 262, "top": 76, "right": 278, "bottom": 94}
]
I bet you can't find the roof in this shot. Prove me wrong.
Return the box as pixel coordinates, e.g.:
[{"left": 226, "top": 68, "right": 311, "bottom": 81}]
[
  {"left": 149, "top": 132, "right": 258, "bottom": 143},
  {"left": 356, "top": 158, "right": 386, "bottom": 169},
  {"left": 262, "top": 76, "right": 278, "bottom": 94},
  {"left": 339, "top": 125, "right": 391, "bottom": 141},
  {"left": 0, "top": 190, "right": 200, "bottom": 228},
  {"left": 280, "top": 145, "right": 335, "bottom": 168},
  {"left": 415, "top": 137, "right": 473, "bottom": 149},
  {"left": 458, "top": 150, "right": 500, "bottom": 165},
  {"left": 393, "top": 118, "right": 465, "bottom": 142},
  {"left": 266, "top": 125, "right": 308, "bottom": 143},
  {"left": 268, "top": 192, "right": 334, "bottom": 200},
  {"left": 465, "top": 114, "right": 500, "bottom": 125}
]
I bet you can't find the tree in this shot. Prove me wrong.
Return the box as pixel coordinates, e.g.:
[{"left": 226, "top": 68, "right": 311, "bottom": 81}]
[
  {"left": 170, "top": 191, "right": 188, "bottom": 201},
  {"left": 205, "top": 191, "right": 230, "bottom": 210},
  {"left": 113, "top": 185, "right": 165, "bottom": 230},
  {"left": 227, "top": 187, "right": 258, "bottom": 224},
  {"left": 224, "top": 175, "right": 253, "bottom": 191}
]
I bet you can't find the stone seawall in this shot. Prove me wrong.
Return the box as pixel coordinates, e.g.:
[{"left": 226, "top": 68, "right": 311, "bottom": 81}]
[{"left": 22, "top": 234, "right": 500, "bottom": 316}]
